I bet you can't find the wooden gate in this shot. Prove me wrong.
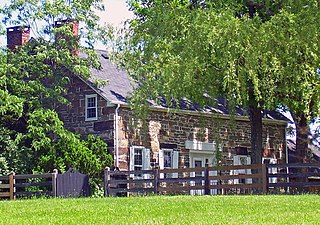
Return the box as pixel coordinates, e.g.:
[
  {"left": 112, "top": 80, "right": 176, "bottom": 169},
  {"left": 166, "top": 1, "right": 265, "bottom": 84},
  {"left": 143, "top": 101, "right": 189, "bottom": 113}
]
[{"left": 56, "top": 168, "right": 89, "bottom": 197}]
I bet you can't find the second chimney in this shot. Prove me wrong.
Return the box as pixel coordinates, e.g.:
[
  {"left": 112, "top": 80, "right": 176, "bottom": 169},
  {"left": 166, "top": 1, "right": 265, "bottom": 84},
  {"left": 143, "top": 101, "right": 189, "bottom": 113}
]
[
  {"left": 7, "top": 26, "right": 31, "bottom": 51},
  {"left": 54, "top": 19, "right": 79, "bottom": 55}
]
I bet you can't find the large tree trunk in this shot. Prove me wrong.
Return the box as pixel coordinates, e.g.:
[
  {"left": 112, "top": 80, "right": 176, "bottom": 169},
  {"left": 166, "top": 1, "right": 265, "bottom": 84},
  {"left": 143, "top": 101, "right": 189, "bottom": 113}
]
[
  {"left": 295, "top": 113, "right": 309, "bottom": 162},
  {"left": 249, "top": 105, "right": 263, "bottom": 165},
  {"left": 248, "top": 83, "right": 263, "bottom": 165}
]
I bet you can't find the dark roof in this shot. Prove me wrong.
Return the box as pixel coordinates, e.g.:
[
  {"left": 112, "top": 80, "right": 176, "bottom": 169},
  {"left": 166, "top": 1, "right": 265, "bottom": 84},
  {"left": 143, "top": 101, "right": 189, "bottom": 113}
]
[
  {"left": 86, "top": 49, "right": 133, "bottom": 103},
  {"left": 88, "top": 50, "right": 288, "bottom": 122}
]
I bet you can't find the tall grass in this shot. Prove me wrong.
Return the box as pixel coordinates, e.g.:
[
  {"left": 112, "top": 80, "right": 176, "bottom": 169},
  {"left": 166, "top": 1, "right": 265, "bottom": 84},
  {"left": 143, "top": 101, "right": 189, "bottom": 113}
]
[{"left": 0, "top": 195, "right": 320, "bottom": 224}]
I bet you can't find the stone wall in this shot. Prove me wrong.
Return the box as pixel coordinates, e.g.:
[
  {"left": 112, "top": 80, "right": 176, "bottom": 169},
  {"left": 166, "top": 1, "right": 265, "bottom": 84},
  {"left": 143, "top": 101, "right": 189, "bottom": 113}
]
[
  {"left": 57, "top": 76, "right": 116, "bottom": 149},
  {"left": 58, "top": 77, "right": 287, "bottom": 170},
  {"left": 117, "top": 107, "right": 287, "bottom": 170}
]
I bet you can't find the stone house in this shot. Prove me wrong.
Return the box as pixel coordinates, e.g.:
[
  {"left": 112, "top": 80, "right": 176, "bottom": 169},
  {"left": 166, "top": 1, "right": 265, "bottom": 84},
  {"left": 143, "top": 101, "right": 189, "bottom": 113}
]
[
  {"left": 7, "top": 24, "right": 288, "bottom": 173},
  {"left": 57, "top": 49, "right": 288, "bottom": 172}
]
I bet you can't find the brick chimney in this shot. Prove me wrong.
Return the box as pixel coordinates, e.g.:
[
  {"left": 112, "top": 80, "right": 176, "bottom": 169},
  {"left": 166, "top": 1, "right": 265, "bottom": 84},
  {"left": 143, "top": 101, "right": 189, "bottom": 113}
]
[
  {"left": 54, "top": 19, "right": 79, "bottom": 36},
  {"left": 54, "top": 19, "right": 79, "bottom": 55},
  {"left": 7, "top": 26, "right": 31, "bottom": 51}
]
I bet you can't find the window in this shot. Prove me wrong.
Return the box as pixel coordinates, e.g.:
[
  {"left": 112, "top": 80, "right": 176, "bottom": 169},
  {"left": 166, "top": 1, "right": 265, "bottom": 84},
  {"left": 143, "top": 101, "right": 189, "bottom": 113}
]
[
  {"left": 232, "top": 155, "right": 252, "bottom": 184},
  {"left": 159, "top": 148, "right": 179, "bottom": 178},
  {"left": 163, "top": 150, "right": 172, "bottom": 168},
  {"left": 193, "top": 127, "right": 209, "bottom": 142},
  {"left": 85, "top": 94, "right": 97, "bottom": 121},
  {"left": 129, "top": 146, "right": 150, "bottom": 179},
  {"left": 134, "top": 148, "right": 143, "bottom": 171},
  {"left": 130, "top": 146, "right": 150, "bottom": 171}
]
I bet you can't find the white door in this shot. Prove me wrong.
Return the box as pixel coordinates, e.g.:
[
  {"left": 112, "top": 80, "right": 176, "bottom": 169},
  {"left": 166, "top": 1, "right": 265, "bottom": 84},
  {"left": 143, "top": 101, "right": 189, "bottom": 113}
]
[
  {"left": 190, "top": 156, "right": 217, "bottom": 195},
  {"left": 191, "top": 158, "right": 204, "bottom": 195}
]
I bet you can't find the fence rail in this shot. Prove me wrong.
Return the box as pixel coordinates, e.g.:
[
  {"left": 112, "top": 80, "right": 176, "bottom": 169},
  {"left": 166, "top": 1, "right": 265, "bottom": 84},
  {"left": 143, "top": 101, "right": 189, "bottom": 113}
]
[
  {"left": 0, "top": 173, "right": 15, "bottom": 199},
  {"left": 0, "top": 171, "right": 57, "bottom": 200},
  {"left": 104, "top": 164, "right": 267, "bottom": 196},
  {"left": 0, "top": 168, "right": 88, "bottom": 200},
  {"left": 267, "top": 163, "right": 320, "bottom": 193},
  {"left": 104, "top": 163, "right": 320, "bottom": 196}
]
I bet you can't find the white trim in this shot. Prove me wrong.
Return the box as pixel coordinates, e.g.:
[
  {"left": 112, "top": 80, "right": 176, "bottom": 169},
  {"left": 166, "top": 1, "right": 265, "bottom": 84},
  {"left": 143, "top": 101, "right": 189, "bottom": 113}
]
[
  {"left": 159, "top": 148, "right": 179, "bottom": 179},
  {"left": 114, "top": 104, "right": 120, "bottom": 168},
  {"left": 129, "top": 146, "right": 150, "bottom": 179},
  {"left": 85, "top": 94, "right": 98, "bottom": 121},
  {"left": 161, "top": 148, "right": 174, "bottom": 169},
  {"left": 232, "top": 155, "right": 252, "bottom": 184},
  {"left": 185, "top": 140, "right": 216, "bottom": 152}
]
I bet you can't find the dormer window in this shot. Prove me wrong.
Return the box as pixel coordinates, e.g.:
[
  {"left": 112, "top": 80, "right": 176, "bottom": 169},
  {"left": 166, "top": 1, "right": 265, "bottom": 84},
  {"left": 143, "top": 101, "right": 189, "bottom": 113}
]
[{"left": 85, "top": 94, "right": 97, "bottom": 121}]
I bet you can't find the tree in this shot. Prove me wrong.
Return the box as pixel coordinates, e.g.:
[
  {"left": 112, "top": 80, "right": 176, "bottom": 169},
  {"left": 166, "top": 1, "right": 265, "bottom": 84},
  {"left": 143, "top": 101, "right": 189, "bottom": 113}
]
[
  {"left": 115, "top": 0, "right": 320, "bottom": 163},
  {"left": 0, "top": 0, "right": 113, "bottom": 177},
  {"left": 260, "top": 8, "right": 320, "bottom": 161}
]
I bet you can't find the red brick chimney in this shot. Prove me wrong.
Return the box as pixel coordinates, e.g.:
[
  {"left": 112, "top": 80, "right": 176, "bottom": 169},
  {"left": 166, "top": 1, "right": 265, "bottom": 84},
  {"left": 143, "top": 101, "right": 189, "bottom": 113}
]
[
  {"left": 54, "top": 19, "right": 79, "bottom": 36},
  {"left": 7, "top": 26, "right": 31, "bottom": 51},
  {"left": 54, "top": 19, "right": 79, "bottom": 56}
]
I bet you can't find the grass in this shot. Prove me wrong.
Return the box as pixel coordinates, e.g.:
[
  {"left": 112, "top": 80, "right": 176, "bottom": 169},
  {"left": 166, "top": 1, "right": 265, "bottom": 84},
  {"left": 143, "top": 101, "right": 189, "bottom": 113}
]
[{"left": 0, "top": 195, "right": 320, "bottom": 224}]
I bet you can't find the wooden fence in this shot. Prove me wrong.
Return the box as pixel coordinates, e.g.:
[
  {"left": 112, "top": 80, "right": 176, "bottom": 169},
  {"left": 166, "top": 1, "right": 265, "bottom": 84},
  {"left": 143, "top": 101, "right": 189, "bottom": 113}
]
[
  {"left": 0, "top": 172, "right": 15, "bottom": 199},
  {"left": 0, "top": 170, "right": 58, "bottom": 199},
  {"left": 267, "top": 163, "right": 320, "bottom": 193},
  {"left": 104, "top": 164, "right": 268, "bottom": 196},
  {"left": 0, "top": 168, "right": 89, "bottom": 200},
  {"left": 104, "top": 163, "right": 320, "bottom": 196}
]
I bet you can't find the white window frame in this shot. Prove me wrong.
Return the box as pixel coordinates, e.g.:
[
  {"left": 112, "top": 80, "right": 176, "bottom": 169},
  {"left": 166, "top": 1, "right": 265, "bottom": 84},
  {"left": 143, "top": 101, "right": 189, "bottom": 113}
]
[
  {"left": 262, "top": 157, "right": 277, "bottom": 184},
  {"left": 159, "top": 148, "right": 179, "bottom": 178},
  {"left": 163, "top": 149, "right": 173, "bottom": 169},
  {"left": 129, "top": 146, "right": 150, "bottom": 179},
  {"left": 85, "top": 94, "right": 98, "bottom": 121},
  {"left": 133, "top": 148, "right": 143, "bottom": 171},
  {"left": 232, "top": 155, "right": 252, "bottom": 184}
]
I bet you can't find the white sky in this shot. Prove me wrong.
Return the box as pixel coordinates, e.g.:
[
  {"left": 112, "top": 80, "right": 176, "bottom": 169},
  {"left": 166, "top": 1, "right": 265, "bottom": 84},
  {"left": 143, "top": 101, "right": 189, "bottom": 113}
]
[
  {"left": 0, "top": 0, "right": 133, "bottom": 47},
  {"left": 98, "top": 0, "right": 133, "bottom": 27}
]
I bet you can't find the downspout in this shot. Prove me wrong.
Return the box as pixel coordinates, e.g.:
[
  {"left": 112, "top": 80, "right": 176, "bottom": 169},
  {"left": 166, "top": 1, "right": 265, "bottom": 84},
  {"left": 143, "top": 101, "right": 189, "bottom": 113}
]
[
  {"left": 285, "top": 127, "right": 289, "bottom": 193},
  {"left": 115, "top": 104, "right": 120, "bottom": 168}
]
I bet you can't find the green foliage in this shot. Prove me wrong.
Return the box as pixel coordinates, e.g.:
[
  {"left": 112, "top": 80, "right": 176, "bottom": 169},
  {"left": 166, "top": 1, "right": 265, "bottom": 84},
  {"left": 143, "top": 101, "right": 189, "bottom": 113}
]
[
  {"left": 114, "top": 0, "right": 320, "bottom": 161},
  {"left": 118, "top": 1, "right": 320, "bottom": 113},
  {"left": 0, "top": 0, "right": 113, "bottom": 176}
]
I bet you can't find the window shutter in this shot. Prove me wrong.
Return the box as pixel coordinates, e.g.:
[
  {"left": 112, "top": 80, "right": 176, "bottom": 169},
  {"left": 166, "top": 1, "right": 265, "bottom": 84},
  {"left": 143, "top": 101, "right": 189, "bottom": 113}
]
[
  {"left": 233, "top": 156, "right": 240, "bottom": 175},
  {"left": 159, "top": 150, "right": 164, "bottom": 170},
  {"left": 142, "top": 148, "right": 150, "bottom": 170},
  {"left": 172, "top": 151, "right": 179, "bottom": 178},
  {"left": 142, "top": 148, "right": 150, "bottom": 180},
  {"left": 246, "top": 156, "right": 252, "bottom": 184},
  {"left": 129, "top": 147, "right": 135, "bottom": 171},
  {"left": 172, "top": 151, "right": 179, "bottom": 169},
  {"left": 158, "top": 150, "right": 164, "bottom": 179}
]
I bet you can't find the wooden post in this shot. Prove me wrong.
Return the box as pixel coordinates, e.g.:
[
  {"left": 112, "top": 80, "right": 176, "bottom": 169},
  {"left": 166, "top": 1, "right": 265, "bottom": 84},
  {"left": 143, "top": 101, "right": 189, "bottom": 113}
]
[
  {"left": 104, "top": 167, "right": 110, "bottom": 197},
  {"left": 261, "top": 164, "right": 268, "bottom": 194},
  {"left": 153, "top": 166, "right": 159, "bottom": 194},
  {"left": 204, "top": 163, "right": 210, "bottom": 195},
  {"left": 52, "top": 169, "right": 58, "bottom": 197},
  {"left": 9, "top": 172, "right": 15, "bottom": 200}
]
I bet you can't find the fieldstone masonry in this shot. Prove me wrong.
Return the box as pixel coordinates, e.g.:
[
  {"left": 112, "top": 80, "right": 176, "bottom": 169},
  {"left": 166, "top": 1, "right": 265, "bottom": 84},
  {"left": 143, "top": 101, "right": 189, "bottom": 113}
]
[{"left": 58, "top": 76, "right": 287, "bottom": 170}]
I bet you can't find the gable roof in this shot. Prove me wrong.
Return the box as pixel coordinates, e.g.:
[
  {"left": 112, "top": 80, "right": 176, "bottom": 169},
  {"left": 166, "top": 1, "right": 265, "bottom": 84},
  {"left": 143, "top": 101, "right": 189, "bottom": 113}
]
[
  {"left": 87, "top": 50, "right": 288, "bottom": 122},
  {"left": 86, "top": 49, "right": 133, "bottom": 104}
]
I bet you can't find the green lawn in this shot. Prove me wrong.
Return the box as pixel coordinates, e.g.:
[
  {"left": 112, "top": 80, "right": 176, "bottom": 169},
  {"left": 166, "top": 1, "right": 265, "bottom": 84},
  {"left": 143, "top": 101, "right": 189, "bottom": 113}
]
[{"left": 0, "top": 195, "right": 320, "bottom": 224}]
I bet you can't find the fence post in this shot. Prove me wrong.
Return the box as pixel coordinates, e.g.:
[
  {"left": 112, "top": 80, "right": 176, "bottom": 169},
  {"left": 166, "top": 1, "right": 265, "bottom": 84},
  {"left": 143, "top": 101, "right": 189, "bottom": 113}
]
[
  {"left": 154, "top": 166, "right": 159, "bottom": 194},
  {"left": 9, "top": 171, "right": 15, "bottom": 200},
  {"left": 204, "top": 163, "right": 210, "bottom": 195},
  {"left": 104, "top": 167, "right": 110, "bottom": 197},
  {"left": 52, "top": 169, "right": 58, "bottom": 197},
  {"left": 261, "top": 164, "right": 268, "bottom": 194}
]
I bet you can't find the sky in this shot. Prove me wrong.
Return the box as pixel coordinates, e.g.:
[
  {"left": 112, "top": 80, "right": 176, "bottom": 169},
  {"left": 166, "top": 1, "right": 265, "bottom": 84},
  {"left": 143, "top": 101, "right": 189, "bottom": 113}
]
[{"left": 0, "top": 0, "right": 133, "bottom": 47}]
